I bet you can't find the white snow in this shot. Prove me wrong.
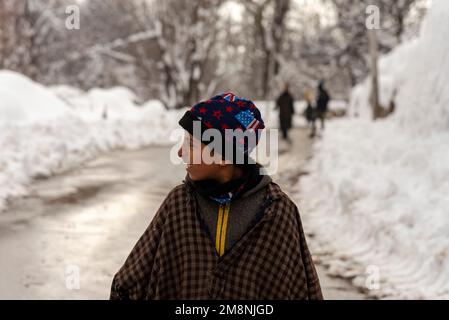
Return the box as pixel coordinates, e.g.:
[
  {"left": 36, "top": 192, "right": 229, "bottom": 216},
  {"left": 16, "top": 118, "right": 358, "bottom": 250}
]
[
  {"left": 0, "top": 71, "right": 73, "bottom": 125},
  {"left": 298, "top": 0, "right": 449, "bottom": 299},
  {"left": 0, "top": 70, "right": 184, "bottom": 213}
]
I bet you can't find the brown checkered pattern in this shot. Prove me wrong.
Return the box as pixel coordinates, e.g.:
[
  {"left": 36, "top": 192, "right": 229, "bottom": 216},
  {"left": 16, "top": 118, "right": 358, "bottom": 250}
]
[{"left": 110, "top": 181, "right": 323, "bottom": 300}]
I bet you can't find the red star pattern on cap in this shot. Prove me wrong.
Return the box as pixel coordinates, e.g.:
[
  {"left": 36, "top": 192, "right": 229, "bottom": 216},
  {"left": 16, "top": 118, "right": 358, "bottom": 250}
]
[
  {"left": 235, "top": 100, "right": 246, "bottom": 108},
  {"left": 212, "top": 110, "right": 222, "bottom": 119}
]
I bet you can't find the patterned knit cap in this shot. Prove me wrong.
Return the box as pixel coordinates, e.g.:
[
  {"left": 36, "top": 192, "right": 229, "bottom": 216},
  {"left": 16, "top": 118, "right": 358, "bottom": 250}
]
[{"left": 178, "top": 92, "right": 265, "bottom": 163}]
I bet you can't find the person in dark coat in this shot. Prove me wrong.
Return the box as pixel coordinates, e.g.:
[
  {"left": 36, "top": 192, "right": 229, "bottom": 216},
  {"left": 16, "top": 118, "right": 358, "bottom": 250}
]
[
  {"left": 316, "top": 80, "right": 330, "bottom": 130},
  {"left": 275, "top": 83, "right": 295, "bottom": 143},
  {"left": 110, "top": 92, "right": 322, "bottom": 300}
]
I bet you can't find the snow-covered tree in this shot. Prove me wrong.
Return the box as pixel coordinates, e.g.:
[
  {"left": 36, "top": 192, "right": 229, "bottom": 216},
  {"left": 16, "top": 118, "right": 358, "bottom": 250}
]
[
  {"left": 0, "top": 0, "right": 69, "bottom": 81},
  {"left": 328, "top": 0, "right": 428, "bottom": 88},
  {"left": 109, "top": 0, "right": 224, "bottom": 109}
]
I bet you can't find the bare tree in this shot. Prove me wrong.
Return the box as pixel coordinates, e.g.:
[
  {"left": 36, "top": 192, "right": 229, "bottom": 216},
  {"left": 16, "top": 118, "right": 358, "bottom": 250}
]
[
  {"left": 242, "top": 0, "right": 291, "bottom": 99},
  {"left": 368, "top": 29, "right": 381, "bottom": 119},
  {"left": 0, "top": 0, "right": 68, "bottom": 80}
]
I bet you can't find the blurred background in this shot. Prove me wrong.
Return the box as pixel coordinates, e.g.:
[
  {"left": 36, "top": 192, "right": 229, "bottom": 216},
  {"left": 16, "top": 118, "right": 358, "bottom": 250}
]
[
  {"left": 0, "top": 0, "right": 430, "bottom": 104},
  {"left": 1, "top": 0, "right": 448, "bottom": 300}
]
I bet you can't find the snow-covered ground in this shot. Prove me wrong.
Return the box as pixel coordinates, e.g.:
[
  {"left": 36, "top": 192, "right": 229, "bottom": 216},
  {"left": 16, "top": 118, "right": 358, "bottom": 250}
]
[
  {"left": 298, "top": 0, "right": 449, "bottom": 299},
  {"left": 0, "top": 70, "right": 184, "bottom": 213}
]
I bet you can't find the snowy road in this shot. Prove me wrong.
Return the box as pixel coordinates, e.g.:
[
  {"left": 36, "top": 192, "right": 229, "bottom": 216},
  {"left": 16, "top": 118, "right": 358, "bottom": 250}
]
[
  {"left": 0, "top": 128, "right": 366, "bottom": 299},
  {"left": 0, "top": 145, "right": 184, "bottom": 299}
]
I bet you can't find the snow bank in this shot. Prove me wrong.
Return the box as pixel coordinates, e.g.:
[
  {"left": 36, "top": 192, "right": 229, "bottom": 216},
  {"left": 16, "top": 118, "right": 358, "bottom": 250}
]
[
  {"left": 0, "top": 71, "right": 72, "bottom": 125},
  {"left": 349, "top": 0, "right": 449, "bottom": 134},
  {"left": 299, "top": 0, "right": 449, "bottom": 299},
  {"left": 0, "top": 71, "right": 183, "bottom": 212}
]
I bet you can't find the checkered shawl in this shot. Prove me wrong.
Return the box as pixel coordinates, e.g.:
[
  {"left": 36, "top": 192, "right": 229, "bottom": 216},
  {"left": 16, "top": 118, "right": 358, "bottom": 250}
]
[{"left": 110, "top": 181, "right": 323, "bottom": 300}]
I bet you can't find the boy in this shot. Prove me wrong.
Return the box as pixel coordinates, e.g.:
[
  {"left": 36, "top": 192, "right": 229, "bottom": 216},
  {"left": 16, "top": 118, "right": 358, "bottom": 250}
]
[{"left": 110, "top": 93, "right": 322, "bottom": 300}]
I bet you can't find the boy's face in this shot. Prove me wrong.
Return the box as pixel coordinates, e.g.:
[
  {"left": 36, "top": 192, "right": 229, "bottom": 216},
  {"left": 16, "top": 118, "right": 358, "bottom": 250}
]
[{"left": 178, "top": 132, "right": 224, "bottom": 181}]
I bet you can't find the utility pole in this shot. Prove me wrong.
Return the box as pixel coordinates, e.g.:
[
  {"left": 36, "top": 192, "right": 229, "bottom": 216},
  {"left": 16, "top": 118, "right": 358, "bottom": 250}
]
[{"left": 368, "top": 28, "right": 381, "bottom": 120}]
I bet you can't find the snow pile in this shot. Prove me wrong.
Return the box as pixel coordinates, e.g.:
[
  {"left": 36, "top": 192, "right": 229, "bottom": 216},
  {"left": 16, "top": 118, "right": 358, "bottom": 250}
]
[
  {"left": 349, "top": 0, "right": 449, "bottom": 133},
  {"left": 298, "top": 0, "right": 449, "bottom": 299},
  {"left": 0, "top": 70, "right": 183, "bottom": 212},
  {"left": 0, "top": 72, "right": 72, "bottom": 125}
]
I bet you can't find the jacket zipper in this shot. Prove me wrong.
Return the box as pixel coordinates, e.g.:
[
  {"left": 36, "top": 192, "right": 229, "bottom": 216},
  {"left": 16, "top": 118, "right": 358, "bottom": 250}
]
[{"left": 215, "top": 202, "right": 231, "bottom": 256}]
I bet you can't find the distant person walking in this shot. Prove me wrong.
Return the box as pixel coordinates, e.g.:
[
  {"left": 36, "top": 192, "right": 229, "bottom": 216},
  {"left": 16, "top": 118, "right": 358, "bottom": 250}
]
[
  {"left": 275, "top": 83, "right": 295, "bottom": 143},
  {"left": 316, "top": 80, "right": 330, "bottom": 130},
  {"left": 303, "top": 89, "right": 316, "bottom": 138}
]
